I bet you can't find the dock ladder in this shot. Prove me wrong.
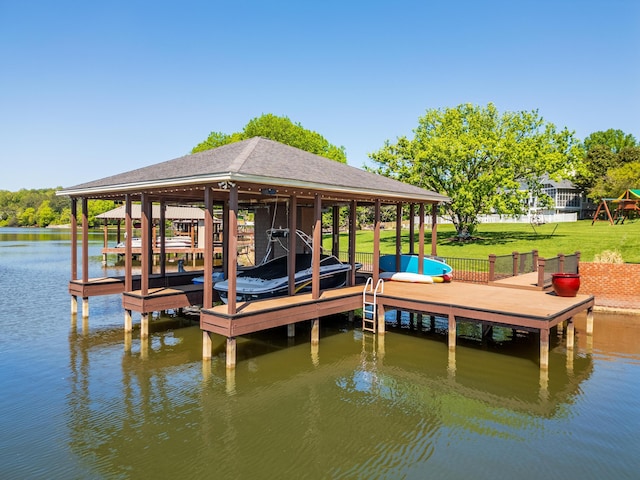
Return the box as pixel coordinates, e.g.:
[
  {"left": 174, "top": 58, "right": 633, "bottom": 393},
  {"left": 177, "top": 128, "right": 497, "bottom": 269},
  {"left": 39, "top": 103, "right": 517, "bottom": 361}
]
[{"left": 362, "top": 277, "right": 384, "bottom": 333}]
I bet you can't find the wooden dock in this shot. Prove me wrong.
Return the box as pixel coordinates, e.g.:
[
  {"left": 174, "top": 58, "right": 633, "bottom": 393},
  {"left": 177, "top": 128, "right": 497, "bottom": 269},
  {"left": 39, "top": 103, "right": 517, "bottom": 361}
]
[
  {"left": 201, "top": 280, "right": 594, "bottom": 369},
  {"left": 68, "top": 271, "right": 203, "bottom": 298}
]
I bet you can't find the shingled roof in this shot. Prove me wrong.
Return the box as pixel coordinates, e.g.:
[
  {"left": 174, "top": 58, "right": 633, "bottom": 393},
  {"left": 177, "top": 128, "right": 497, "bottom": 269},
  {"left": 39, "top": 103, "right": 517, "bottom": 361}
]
[{"left": 58, "top": 137, "right": 449, "bottom": 204}]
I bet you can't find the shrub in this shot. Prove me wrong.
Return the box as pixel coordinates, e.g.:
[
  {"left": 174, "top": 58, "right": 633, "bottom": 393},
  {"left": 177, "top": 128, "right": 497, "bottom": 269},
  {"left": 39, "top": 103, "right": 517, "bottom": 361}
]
[{"left": 593, "top": 250, "right": 624, "bottom": 263}]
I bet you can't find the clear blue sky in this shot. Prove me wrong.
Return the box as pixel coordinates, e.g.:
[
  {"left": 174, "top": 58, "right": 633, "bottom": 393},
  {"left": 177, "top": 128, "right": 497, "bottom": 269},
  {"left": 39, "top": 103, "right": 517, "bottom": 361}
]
[{"left": 1, "top": 0, "right": 638, "bottom": 191}]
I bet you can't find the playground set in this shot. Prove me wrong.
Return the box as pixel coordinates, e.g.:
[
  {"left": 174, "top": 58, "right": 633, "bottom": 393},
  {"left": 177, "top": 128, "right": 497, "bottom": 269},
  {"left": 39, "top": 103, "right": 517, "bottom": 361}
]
[{"left": 592, "top": 189, "right": 640, "bottom": 225}]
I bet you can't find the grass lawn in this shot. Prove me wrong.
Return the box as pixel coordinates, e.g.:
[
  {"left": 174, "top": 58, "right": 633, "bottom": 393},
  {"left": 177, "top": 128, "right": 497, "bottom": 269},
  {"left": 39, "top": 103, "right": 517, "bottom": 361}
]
[{"left": 328, "top": 219, "right": 640, "bottom": 263}]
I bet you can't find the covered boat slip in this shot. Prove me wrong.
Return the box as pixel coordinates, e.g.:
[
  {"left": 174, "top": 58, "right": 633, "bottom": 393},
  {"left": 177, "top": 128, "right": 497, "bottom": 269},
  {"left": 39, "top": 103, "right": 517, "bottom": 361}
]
[{"left": 58, "top": 136, "right": 592, "bottom": 373}]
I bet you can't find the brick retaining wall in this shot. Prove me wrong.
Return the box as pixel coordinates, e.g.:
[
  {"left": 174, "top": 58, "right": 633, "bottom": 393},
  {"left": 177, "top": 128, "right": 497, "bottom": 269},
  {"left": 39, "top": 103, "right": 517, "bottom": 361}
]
[{"left": 579, "top": 262, "right": 640, "bottom": 309}]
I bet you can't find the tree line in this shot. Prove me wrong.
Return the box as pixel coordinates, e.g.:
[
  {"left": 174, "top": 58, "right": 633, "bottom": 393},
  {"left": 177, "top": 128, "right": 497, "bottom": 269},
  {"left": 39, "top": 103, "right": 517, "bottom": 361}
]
[{"left": 0, "top": 188, "right": 114, "bottom": 228}]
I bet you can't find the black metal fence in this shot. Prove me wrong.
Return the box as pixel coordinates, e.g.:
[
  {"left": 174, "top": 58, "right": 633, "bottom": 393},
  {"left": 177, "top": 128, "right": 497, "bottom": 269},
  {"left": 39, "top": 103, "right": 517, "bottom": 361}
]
[{"left": 338, "top": 250, "right": 581, "bottom": 286}]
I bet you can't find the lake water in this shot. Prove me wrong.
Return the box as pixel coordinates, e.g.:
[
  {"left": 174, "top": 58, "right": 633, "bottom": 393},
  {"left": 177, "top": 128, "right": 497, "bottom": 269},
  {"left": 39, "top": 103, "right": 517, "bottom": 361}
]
[{"left": 0, "top": 227, "right": 639, "bottom": 479}]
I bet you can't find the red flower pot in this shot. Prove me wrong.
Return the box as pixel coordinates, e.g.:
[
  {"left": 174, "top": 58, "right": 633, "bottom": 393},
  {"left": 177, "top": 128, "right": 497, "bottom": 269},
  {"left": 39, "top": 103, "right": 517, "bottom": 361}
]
[{"left": 551, "top": 273, "right": 581, "bottom": 297}]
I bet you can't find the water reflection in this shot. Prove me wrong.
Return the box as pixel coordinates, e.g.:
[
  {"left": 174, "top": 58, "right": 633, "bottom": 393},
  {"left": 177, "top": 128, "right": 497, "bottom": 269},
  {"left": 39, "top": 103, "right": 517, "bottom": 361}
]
[{"left": 62, "top": 309, "right": 606, "bottom": 478}]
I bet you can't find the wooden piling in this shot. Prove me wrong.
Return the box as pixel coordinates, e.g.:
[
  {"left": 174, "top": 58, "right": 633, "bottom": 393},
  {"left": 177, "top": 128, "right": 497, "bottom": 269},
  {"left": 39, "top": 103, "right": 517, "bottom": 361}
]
[
  {"left": 311, "top": 318, "right": 320, "bottom": 345},
  {"left": 202, "top": 331, "right": 212, "bottom": 360},
  {"left": 448, "top": 313, "right": 456, "bottom": 350},
  {"left": 540, "top": 328, "right": 550, "bottom": 369},
  {"left": 226, "top": 337, "right": 236, "bottom": 368},
  {"left": 140, "top": 313, "right": 149, "bottom": 338},
  {"left": 124, "top": 309, "right": 132, "bottom": 332},
  {"left": 566, "top": 320, "right": 575, "bottom": 349}
]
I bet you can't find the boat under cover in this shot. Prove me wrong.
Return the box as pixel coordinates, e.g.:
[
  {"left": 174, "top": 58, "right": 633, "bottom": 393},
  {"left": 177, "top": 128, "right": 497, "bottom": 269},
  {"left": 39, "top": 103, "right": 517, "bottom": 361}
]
[{"left": 214, "top": 253, "right": 359, "bottom": 303}]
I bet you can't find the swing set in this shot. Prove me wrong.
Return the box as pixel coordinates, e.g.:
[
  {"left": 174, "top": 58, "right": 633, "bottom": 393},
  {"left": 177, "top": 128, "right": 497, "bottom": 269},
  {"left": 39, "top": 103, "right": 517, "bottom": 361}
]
[{"left": 592, "top": 189, "right": 640, "bottom": 225}]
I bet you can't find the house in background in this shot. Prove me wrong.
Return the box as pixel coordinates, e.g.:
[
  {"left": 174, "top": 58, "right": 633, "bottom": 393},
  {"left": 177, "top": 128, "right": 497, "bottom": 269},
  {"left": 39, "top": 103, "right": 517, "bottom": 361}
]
[{"left": 537, "top": 178, "right": 596, "bottom": 220}]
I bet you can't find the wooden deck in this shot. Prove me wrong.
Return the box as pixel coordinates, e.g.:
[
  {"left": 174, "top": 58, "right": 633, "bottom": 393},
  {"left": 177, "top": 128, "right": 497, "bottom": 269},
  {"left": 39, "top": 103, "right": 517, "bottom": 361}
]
[
  {"left": 201, "top": 286, "right": 364, "bottom": 337},
  {"left": 200, "top": 280, "right": 595, "bottom": 368},
  {"left": 68, "top": 271, "right": 203, "bottom": 297},
  {"left": 201, "top": 281, "right": 593, "bottom": 336},
  {"left": 489, "top": 271, "right": 551, "bottom": 291},
  {"left": 375, "top": 281, "right": 593, "bottom": 331},
  {"left": 122, "top": 283, "right": 213, "bottom": 314}
]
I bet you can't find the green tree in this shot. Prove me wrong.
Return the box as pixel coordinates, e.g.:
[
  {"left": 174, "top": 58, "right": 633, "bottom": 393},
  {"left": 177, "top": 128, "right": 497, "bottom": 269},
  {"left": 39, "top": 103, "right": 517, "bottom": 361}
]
[
  {"left": 583, "top": 129, "right": 637, "bottom": 154},
  {"left": 192, "top": 114, "right": 347, "bottom": 163},
  {"left": 18, "top": 207, "right": 36, "bottom": 226},
  {"left": 573, "top": 144, "right": 619, "bottom": 194},
  {"left": 591, "top": 161, "right": 640, "bottom": 199},
  {"left": 36, "top": 200, "right": 56, "bottom": 227},
  {"left": 87, "top": 200, "right": 116, "bottom": 227},
  {"left": 369, "top": 103, "right": 582, "bottom": 237}
]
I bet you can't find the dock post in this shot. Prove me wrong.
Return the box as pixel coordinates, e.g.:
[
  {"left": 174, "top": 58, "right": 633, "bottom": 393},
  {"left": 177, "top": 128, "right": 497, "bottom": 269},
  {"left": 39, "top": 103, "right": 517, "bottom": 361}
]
[
  {"left": 448, "top": 349, "right": 456, "bottom": 377},
  {"left": 557, "top": 320, "right": 564, "bottom": 337},
  {"left": 288, "top": 324, "right": 295, "bottom": 338},
  {"left": 124, "top": 331, "right": 131, "bottom": 353},
  {"left": 226, "top": 337, "right": 236, "bottom": 368},
  {"left": 586, "top": 307, "right": 594, "bottom": 335},
  {"left": 202, "top": 331, "right": 212, "bottom": 360},
  {"left": 71, "top": 296, "right": 78, "bottom": 315},
  {"left": 82, "top": 297, "right": 89, "bottom": 319},
  {"left": 447, "top": 313, "right": 456, "bottom": 350},
  {"left": 540, "top": 328, "right": 550, "bottom": 369},
  {"left": 377, "top": 304, "right": 386, "bottom": 334},
  {"left": 566, "top": 319, "right": 575, "bottom": 350},
  {"left": 140, "top": 313, "right": 149, "bottom": 338},
  {"left": 311, "top": 318, "right": 320, "bottom": 345},
  {"left": 124, "top": 309, "right": 132, "bottom": 332}
]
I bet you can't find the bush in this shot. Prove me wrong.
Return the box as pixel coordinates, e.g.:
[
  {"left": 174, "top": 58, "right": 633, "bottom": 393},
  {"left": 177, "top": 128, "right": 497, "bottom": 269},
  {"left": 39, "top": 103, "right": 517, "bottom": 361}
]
[{"left": 593, "top": 250, "right": 624, "bottom": 263}]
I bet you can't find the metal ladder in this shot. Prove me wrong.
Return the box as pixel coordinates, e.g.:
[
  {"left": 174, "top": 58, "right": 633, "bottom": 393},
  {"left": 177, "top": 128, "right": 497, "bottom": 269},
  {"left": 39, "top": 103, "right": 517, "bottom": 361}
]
[{"left": 362, "top": 276, "right": 384, "bottom": 333}]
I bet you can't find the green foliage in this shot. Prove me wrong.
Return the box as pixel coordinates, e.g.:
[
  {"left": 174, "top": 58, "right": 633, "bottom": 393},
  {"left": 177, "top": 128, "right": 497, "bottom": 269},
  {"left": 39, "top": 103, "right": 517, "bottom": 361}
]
[
  {"left": 369, "top": 103, "right": 582, "bottom": 236},
  {"left": 591, "top": 160, "right": 640, "bottom": 199},
  {"left": 575, "top": 142, "right": 640, "bottom": 199},
  {"left": 0, "top": 188, "right": 114, "bottom": 227},
  {"left": 191, "top": 114, "right": 347, "bottom": 163},
  {"left": 583, "top": 129, "right": 637, "bottom": 154},
  {"left": 573, "top": 144, "right": 618, "bottom": 194}
]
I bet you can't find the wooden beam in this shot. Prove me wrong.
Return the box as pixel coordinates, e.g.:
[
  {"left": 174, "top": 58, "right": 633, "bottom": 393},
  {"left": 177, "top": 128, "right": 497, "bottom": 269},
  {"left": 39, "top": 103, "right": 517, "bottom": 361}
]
[
  {"left": 227, "top": 184, "right": 238, "bottom": 315},
  {"left": 409, "top": 204, "right": 415, "bottom": 254},
  {"left": 159, "top": 199, "right": 166, "bottom": 277},
  {"left": 203, "top": 187, "right": 214, "bottom": 309},
  {"left": 431, "top": 203, "right": 438, "bottom": 256},
  {"left": 348, "top": 200, "right": 357, "bottom": 286},
  {"left": 332, "top": 205, "right": 340, "bottom": 257},
  {"left": 140, "top": 194, "right": 150, "bottom": 296},
  {"left": 70, "top": 198, "right": 77, "bottom": 280},
  {"left": 312, "top": 194, "right": 321, "bottom": 299},
  {"left": 124, "top": 195, "right": 132, "bottom": 292},
  {"left": 82, "top": 197, "right": 89, "bottom": 283},
  {"left": 373, "top": 199, "right": 381, "bottom": 283},
  {"left": 288, "top": 196, "right": 297, "bottom": 296},
  {"left": 419, "top": 203, "right": 425, "bottom": 274},
  {"left": 395, "top": 203, "right": 402, "bottom": 270}
]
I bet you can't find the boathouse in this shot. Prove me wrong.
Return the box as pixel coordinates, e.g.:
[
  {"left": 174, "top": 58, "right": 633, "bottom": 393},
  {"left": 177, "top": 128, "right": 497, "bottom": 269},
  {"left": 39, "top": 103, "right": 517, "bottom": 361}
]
[{"left": 57, "top": 136, "right": 594, "bottom": 371}]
